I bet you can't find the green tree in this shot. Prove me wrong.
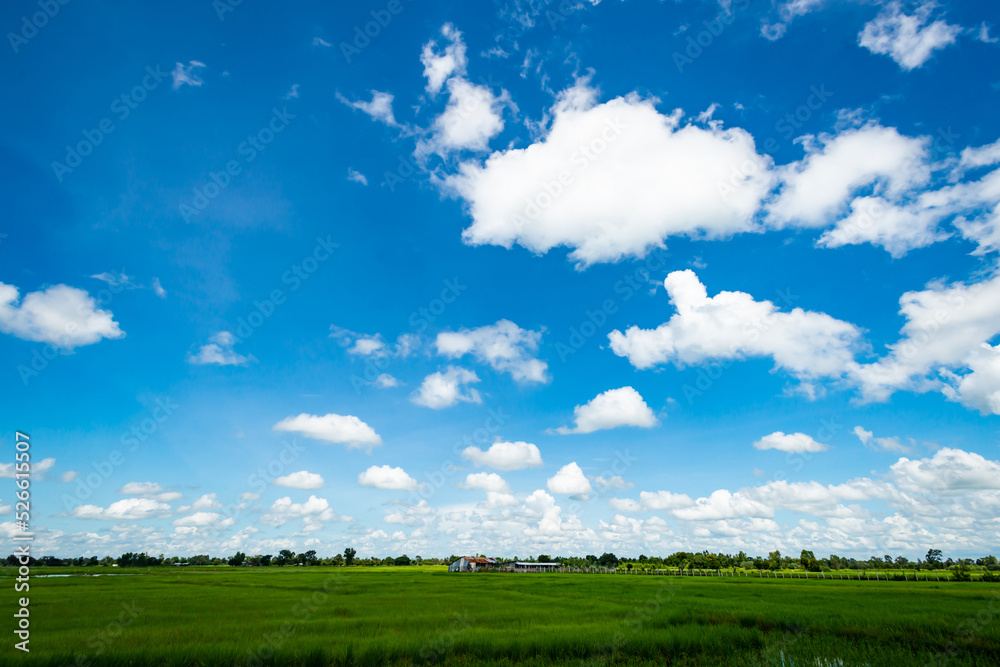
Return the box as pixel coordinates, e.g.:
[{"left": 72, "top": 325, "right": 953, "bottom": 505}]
[
  {"left": 926, "top": 549, "right": 943, "bottom": 567},
  {"left": 228, "top": 551, "right": 246, "bottom": 566},
  {"left": 537, "top": 554, "right": 552, "bottom": 563},
  {"left": 344, "top": 547, "right": 357, "bottom": 566},
  {"left": 768, "top": 550, "right": 782, "bottom": 570},
  {"left": 276, "top": 549, "right": 295, "bottom": 566},
  {"left": 394, "top": 554, "right": 411, "bottom": 566}
]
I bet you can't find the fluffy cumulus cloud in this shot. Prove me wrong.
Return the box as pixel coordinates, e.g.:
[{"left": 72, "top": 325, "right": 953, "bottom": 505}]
[
  {"left": 188, "top": 331, "right": 252, "bottom": 366},
  {"left": 261, "top": 495, "right": 340, "bottom": 529},
  {"left": 460, "top": 440, "right": 543, "bottom": 470},
  {"left": 419, "top": 77, "right": 506, "bottom": 156},
  {"left": 858, "top": 2, "right": 962, "bottom": 71},
  {"left": 273, "top": 413, "right": 382, "bottom": 449},
  {"left": 118, "top": 482, "right": 183, "bottom": 502},
  {"left": 445, "top": 77, "right": 775, "bottom": 266},
  {"left": 546, "top": 462, "right": 594, "bottom": 498},
  {"left": 420, "top": 23, "right": 468, "bottom": 94},
  {"left": 273, "top": 470, "right": 325, "bottom": 490},
  {"left": 767, "top": 124, "right": 930, "bottom": 229},
  {"left": 554, "top": 386, "right": 658, "bottom": 434},
  {"left": 435, "top": 320, "right": 548, "bottom": 383},
  {"left": 609, "top": 270, "right": 861, "bottom": 384},
  {"left": 461, "top": 472, "right": 517, "bottom": 507},
  {"left": 850, "top": 272, "right": 1000, "bottom": 404},
  {"left": 0, "top": 283, "right": 124, "bottom": 349},
  {"left": 753, "top": 431, "right": 828, "bottom": 453},
  {"left": 942, "top": 344, "right": 1000, "bottom": 415},
  {"left": 890, "top": 448, "right": 1000, "bottom": 494},
  {"left": 411, "top": 366, "right": 481, "bottom": 409},
  {"left": 358, "top": 465, "right": 420, "bottom": 491},
  {"left": 71, "top": 498, "right": 171, "bottom": 521}
]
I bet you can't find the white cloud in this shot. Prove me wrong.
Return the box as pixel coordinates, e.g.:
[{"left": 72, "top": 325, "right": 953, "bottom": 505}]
[
  {"left": 285, "top": 83, "right": 300, "bottom": 100},
  {"left": 435, "top": 320, "right": 547, "bottom": 383},
  {"left": 0, "top": 283, "right": 124, "bottom": 349},
  {"left": 172, "top": 512, "right": 228, "bottom": 528},
  {"left": 171, "top": 60, "right": 206, "bottom": 89},
  {"left": 891, "top": 448, "right": 1000, "bottom": 493},
  {"left": 411, "top": 366, "right": 481, "bottom": 409},
  {"left": 859, "top": 2, "right": 961, "bottom": 71},
  {"left": 339, "top": 90, "right": 398, "bottom": 126},
  {"left": 546, "top": 462, "right": 593, "bottom": 498},
  {"left": 347, "top": 168, "right": 368, "bottom": 186},
  {"left": 460, "top": 440, "right": 543, "bottom": 470},
  {"left": 62, "top": 471, "right": 77, "bottom": 483},
  {"left": 261, "top": 495, "right": 338, "bottom": 527},
  {"left": 554, "top": 386, "right": 658, "bottom": 434},
  {"left": 273, "top": 413, "right": 382, "bottom": 449},
  {"left": 188, "top": 331, "right": 252, "bottom": 366},
  {"left": 445, "top": 77, "right": 774, "bottom": 266},
  {"left": 768, "top": 124, "right": 930, "bottom": 228},
  {"left": 178, "top": 493, "right": 221, "bottom": 513},
  {"left": 273, "top": 470, "right": 325, "bottom": 490},
  {"left": 240, "top": 492, "right": 260, "bottom": 501},
  {"left": 313, "top": 37, "right": 331, "bottom": 47},
  {"left": 71, "top": 498, "right": 171, "bottom": 521},
  {"left": 850, "top": 272, "right": 1000, "bottom": 403},
  {"left": 977, "top": 22, "right": 998, "bottom": 44},
  {"left": 852, "top": 426, "right": 910, "bottom": 453},
  {"left": 942, "top": 344, "right": 1000, "bottom": 415},
  {"left": 609, "top": 270, "right": 862, "bottom": 384},
  {"left": 754, "top": 431, "right": 828, "bottom": 453},
  {"left": 151, "top": 277, "right": 167, "bottom": 299},
  {"left": 0, "top": 457, "right": 55, "bottom": 479},
  {"left": 330, "top": 327, "right": 419, "bottom": 358},
  {"left": 815, "top": 195, "right": 952, "bottom": 257},
  {"left": 118, "top": 481, "right": 184, "bottom": 502},
  {"left": 358, "top": 465, "right": 419, "bottom": 491},
  {"left": 419, "top": 78, "right": 506, "bottom": 155},
  {"left": 375, "top": 373, "right": 401, "bottom": 388},
  {"left": 421, "top": 23, "right": 467, "bottom": 94},
  {"left": 672, "top": 489, "right": 774, "bottom": 521},
  {"left": 593, "top": 475, "right": 634, "bottom": 493},
  {"left": 461, "top": 472, "right": 517, "bottom": 507}
]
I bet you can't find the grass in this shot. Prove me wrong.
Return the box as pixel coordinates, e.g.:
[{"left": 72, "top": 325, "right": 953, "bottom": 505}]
[{"left": 2, "top": 566, "right": 998, "bottom": 666}]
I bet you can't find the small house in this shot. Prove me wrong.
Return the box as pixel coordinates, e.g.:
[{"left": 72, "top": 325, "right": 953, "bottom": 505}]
[
  {"left": 506, "top": 561, "right": 561, "bottom": 573},
  {"left": 448, "top": 556, "right": 498, "bottom": 572}
]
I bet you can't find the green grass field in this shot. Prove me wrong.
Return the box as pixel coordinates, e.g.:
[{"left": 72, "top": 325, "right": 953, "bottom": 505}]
[{"left": 3, "top": 566, "right": 999, "bottom": 666}]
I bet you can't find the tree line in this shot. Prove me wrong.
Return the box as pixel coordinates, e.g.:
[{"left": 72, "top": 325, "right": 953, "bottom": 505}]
[{"left": 5, "top": 548, "right": 998, "bottom": 573}]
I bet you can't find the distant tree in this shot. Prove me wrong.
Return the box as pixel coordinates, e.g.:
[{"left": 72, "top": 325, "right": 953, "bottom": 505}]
[
  {"left": 799, "top": 550, "right": 816, "bottom": 569},
  {"left": 768, "top": 550, "right": 782, "bottom": 570},
  {"left": 598, "top": 553, "right": 619, "bottom": 567},
  {"left": 537, "top": 554, "right": 552, "bottom": 563},
  {"left": 276, "top": 549, "right": 295, "bottom": 566},
  {"left": 333, "top": 554, "right": 344, "bottom": 566},
  {"left": 228, "top": 552, "right": 246, "bottom": 566},
  {"left": 344, "top": 547, "right": 357, "bottom": 566},
  {"left": 260, "top": 554, "right": 273, "bottom": 566},
  {"left": 299, "top": 550, "right": 317, "bottom": 565},
  {"left": 884, "top": 555, "right": 893, "bottom": 565},
  {"left": 926, "top": 549, "right": 943, "bottom": 567},
  {"left": 895, "top": 556, "right": 909, "bottom": 567},
  {"left": 394, "top": 555, "right": 411, "bottom": 566}
]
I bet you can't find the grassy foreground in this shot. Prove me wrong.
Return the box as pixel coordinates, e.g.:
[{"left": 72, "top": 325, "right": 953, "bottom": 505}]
[{"left": 2, "top": 566, "right": 999, "bottom": 666}]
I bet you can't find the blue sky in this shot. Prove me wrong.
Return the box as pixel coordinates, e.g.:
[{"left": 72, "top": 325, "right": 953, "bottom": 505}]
[{"left": 3, "top": 0, "right": 1000, "bottom": 560}]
